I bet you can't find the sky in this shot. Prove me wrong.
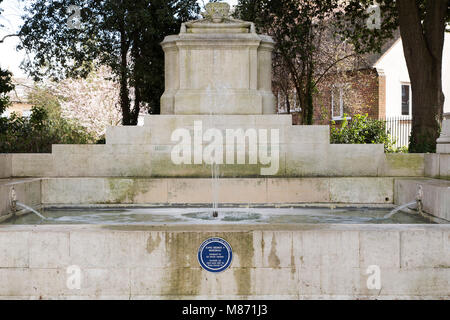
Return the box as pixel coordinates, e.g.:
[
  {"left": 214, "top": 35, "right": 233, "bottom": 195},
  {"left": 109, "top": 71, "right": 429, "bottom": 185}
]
[
  {"left": 0, "top": 0, "right": 238, "bottom": 79},
  {"left": 0, "top": 0, "right": 26, "bottom": 77}
]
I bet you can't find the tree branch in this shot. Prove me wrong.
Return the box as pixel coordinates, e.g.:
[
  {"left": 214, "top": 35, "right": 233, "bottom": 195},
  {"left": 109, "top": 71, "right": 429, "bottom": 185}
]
[
  {"left": 0, "top": 33, "right": 19, "bottom": 43},
  {"left": 313, "top": 53, "right": 356, "bottom": 87}
]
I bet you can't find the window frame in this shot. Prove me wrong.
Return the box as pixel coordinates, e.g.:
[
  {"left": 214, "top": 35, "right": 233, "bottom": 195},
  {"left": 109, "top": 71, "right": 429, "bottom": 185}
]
[
  {"left": 401, "top": 83, "right": 412, "bottom": 117},
  {"left": 331, "top": 84, "right": 351, "bottom": 121}
]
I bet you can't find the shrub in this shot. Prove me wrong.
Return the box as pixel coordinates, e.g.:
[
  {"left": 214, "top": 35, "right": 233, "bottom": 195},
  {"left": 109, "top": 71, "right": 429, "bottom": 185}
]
[
  {"left": 0, "top": 68, "right": 14, "bottom": 115},
  {"left": 330, "top": 114, "right": 396, "bottom": 152},
  {"left": 0, "top": 105, "right": 96, "bottom": 153},
  {"left": 389, "top": 146, "right": 409, "bottom": 153}
]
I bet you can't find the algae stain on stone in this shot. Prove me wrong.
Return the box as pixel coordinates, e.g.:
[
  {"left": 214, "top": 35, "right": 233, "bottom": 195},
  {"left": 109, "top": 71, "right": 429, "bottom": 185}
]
[
  {"left": 107, "top": 178, "right": 149, "bottom": 204},
  {"left": 268, "top": 233, "right": 281, "bottom": 269},
  {"left": 164, "top": 232, "right": 202, "bottom": 296},
  {"left": 146, "top": 232, "right": 162, "bottom": 254},
  {"left": 261, "top": 232, "right": 265, "bottom": 262},
  {"left": 107, "top": 179, "right": 137, "bottom": 203},
  {"left": 387, "top": 154, "right": 424, "bottom": 171},
  {"left": 290, "top": 235, "right": 296, "bottom": 277},
  {"left": 161, "top": 232, "right": 256, "bottom": 297},
  {"left": 230, "top": 232, "right": 254, "bottom": 297}
]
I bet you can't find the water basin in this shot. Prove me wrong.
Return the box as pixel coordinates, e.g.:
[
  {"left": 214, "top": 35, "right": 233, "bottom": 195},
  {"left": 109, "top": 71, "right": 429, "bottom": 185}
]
[{"left": 4, "top": 206, "right": 436, "bottom": 225}]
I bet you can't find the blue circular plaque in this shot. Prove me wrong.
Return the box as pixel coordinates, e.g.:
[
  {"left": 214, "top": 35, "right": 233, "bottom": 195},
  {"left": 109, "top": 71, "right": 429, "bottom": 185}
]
[{"left": 198, "top": 237, "right": 233, "bottom": 273}]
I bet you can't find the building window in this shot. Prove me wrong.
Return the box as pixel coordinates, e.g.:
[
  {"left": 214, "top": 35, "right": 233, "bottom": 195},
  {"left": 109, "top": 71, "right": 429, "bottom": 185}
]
[
  {"left": 401, "top": 84, "right": 411, "bottom": 116},
  {"left": 331, "top": 85, "right": 350, "bottom": 120}
]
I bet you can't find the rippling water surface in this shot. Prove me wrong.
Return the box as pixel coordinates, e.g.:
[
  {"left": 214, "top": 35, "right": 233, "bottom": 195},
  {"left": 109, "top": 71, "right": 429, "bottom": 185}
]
[{"left": 3, "top": 206, "right": 435, "bottom": 225}]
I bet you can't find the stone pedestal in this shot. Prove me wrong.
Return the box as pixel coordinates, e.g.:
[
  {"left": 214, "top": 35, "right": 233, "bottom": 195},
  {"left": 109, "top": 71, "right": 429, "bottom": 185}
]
[
  {"left": 160, "top": 3, "right": 276, "bottom": 115},
  {"left": 437, "top": 113, "right": 450, "bottom": 154}
]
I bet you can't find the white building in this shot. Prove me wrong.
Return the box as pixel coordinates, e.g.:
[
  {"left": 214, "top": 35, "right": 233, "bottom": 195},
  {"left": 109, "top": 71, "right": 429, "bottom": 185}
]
[{"left": 374, "top": 33, "right": 450, "bottom": 118}]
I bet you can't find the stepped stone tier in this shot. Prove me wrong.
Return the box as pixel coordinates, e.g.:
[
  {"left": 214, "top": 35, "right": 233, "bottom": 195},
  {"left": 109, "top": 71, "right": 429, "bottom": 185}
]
[
  {"left": 0, "top": 114, "right": 425, "bottom": 179},
  {"left": 160, "top": 2, "right": 276, "bottom": 115}
]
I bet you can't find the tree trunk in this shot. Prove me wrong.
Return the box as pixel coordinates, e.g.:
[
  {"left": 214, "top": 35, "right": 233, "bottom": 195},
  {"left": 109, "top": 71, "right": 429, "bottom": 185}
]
[
  {"left": 119, "top": 17, "right": 131, "bottom": 126},
  {"left": 285, "top": 91, "right": 291, "bottom": 114},
  {"left": 408, "top": 60, "right": 444, "bottom": 152},
  {"left": 131, "top": 85, "right": 141, "bottom": 126},
  {"left": 130, "top": 42, "right": 141, "bottom": 126},
  {"left": 298, "top": 90, "right": 306, "bottom": 125},
  {"left": 305, "top": 65, "right": 314, "bottom": 125},
  {"left": 397, "top": 0, "right": 447, "bottom": 153}
]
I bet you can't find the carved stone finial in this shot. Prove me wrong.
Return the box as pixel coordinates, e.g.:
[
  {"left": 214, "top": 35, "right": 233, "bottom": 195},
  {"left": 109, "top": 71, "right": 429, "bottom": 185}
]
[{"left": 201, "top": 2, "right": 230, "bottom": 23}]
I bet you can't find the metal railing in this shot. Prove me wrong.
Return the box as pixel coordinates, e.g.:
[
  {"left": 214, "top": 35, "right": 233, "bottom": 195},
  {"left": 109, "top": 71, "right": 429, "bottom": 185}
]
[{"left": 385, "top": 116, "right": 412, "bottom": 149}]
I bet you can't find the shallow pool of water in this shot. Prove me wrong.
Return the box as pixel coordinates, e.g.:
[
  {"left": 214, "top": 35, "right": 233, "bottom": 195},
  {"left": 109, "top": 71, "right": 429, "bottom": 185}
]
[{"left": 3, "top": 206, "right": 435, "bottom": 225}]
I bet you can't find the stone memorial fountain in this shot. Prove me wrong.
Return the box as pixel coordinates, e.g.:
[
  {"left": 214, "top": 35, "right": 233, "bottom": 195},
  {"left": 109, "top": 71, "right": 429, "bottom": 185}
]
[{"left": 0, "top": 2, "right": 448, "bottom": 300}]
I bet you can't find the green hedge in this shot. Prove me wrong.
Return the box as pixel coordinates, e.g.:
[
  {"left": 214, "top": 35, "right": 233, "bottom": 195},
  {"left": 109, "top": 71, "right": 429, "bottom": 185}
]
[
  {"left": 0, "top": 106, "right": 96, "bottom": 153},
  {"left": 330, "top": 114, "right": 398, "bottom": 152}
]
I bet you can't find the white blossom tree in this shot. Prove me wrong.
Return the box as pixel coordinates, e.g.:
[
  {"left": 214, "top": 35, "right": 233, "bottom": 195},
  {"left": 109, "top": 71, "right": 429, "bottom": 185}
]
[{"left": 51, "top": 66, "right": 122, "bottom": 139}]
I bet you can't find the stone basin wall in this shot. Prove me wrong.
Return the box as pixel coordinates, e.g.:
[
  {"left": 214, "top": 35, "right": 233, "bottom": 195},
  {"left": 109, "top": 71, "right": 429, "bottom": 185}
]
[{"left": 0, "top": 224, "right": 448, "bottom": 299}]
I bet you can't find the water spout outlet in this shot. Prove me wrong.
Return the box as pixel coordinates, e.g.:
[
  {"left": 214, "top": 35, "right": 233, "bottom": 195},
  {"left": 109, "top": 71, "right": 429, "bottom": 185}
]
[
  {"left": 416, "top": 185, "right": 424, "bottom": 214},
  {"left": 10, "top": 187, "right": 17, "bottom": 213}
]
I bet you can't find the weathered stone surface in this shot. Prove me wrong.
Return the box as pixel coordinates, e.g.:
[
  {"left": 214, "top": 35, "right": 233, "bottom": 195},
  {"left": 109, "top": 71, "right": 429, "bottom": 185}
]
[
  {"left": 285, "top": 144, "right": 330, "bottom": 177},
  {"left": 439, "top": 154, "right": 450, "bottom": 178},
  {"left": 1, "top": 225, "right": 448, "bottom": 299},
  {"left": 424, "top": 154, "right": 440, "bottom": 178},
  {"left": 11, "top": 154, "right": 53, "bottom": 177},
  {"left": 105, "top": 127, "right": 152, "bottom": 145},
  {"left": 0, "top": 184, "right": 9, "bottom": 218},
  {"left": 39, "top": 177, "right": 394, "bottom": 205},
  {"left": 382, "top": 153, "right": 425, "bottom": 177},
  {"left": 400, "top": 230, "right": 450, "bottom": 269},
  {"left": 0, "top": 231, "right": 29, "bottom": 267},
  {"left": 0, "top": 179, "right": 41, "bottom": 217},
  {"left": 329, "top": 144, "right": 385, "bottom": 177},
  {"left": 0, "top": 154, "right": 11, "bottom": 178},
  {"left": 330, "top": 178, "right": 394, "bottom": 204},
  {"left": 395, "top": 178, "right": 450, "bottom": 221},
  {"left": 359, "top": 231, "right": 400, "bottom": 269},
  {"left": 424, "top": 153, "right": 450, "bottom": 179},
  {"left": 437, "top": 144, "right": 450, "bottom": 154},
  {"left": 266, "top": 178, "right": 330, "bottom": 203},
  {"left": 29, "top": 232, "right": 70, "bottom": 268}
]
